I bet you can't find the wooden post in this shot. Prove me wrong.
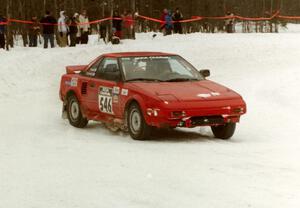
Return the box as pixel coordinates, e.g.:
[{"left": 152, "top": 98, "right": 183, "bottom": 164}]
[
  {"left": 131, "top": 0, "right": 136, "bottom": 38},
  {"left": 43, "top": 0, "right": 47, "bottom": 14}
]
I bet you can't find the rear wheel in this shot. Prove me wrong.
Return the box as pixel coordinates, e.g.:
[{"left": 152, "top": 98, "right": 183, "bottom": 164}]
[
  {"left": 127, "top": 103, "right": 151, "bottom": 140},
  {"left": 211, "top": 123, "right": 236, "bottom": 140},
  {"left": 67, "top": 94, "right": 88, "bottom": 128}
]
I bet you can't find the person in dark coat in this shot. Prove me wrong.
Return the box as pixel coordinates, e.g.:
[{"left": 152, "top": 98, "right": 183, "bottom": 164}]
[
  {"left": 40, "top": 11, "right": 57, "bottom": 48},
  {"left": 69, "top": 14, "right": 79, "bottom": 47},
  {"left": 113, "top": 11, "right": 122, "bottom": 39},
  {"left": 225, "top": 12, "right": 235, "bottom": 33},
  {"left": 28, "top": 16, "right": 40, "bottom": 47},
  {"left": 172, "top": 8, "right": 183, "bottom": 34},
  {"left": 0, "top": 14, "right": 7, "bottom": 49}
]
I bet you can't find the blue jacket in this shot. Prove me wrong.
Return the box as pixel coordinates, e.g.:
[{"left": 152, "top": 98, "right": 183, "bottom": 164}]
[
  {"left": 165, "top": 14, "right": 173, "bottom": 29},
  {"left": 0, "top": 17, "right": 6, "bottom": 34}
]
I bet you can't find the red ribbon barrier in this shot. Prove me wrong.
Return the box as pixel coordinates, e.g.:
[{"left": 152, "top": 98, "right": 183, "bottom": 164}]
[
  {"left": 136, "top": 15, "right": 164, "bottom": 23},
  {"left": 0, "top": 21, "right": 8, "bottom": 25},
  {"left": 278, "top": 15, "right": 300, "bottom": 20},
  {"left": 191, "top": 11, "right": 281, "bottom": 22},
  {"left": 9, "top": 19, "right": 33, "bottom": 24},
  {"left": 137, "top": 11, "right": 281, "bottom": 24},
  {"left": 2, "top": 11, "right": 300, "bottom": 27}
]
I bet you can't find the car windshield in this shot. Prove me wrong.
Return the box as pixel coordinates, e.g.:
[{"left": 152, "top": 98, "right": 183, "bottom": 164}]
[{"left": 120, "top": 55, "right": 203, "bottom": 82}]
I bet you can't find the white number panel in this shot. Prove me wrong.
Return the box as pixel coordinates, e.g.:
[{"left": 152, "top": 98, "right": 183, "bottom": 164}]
[{"left": 98, "top": 86, "right": 114, "bottom": 115}]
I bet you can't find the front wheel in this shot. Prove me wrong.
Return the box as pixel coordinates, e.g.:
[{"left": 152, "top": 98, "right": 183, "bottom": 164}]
[
  {"left": 211, "top": 123, "right": 236, "bottom": 140},
  {"left": 67, "top": 94, "right": 88, "bottom": 128},
  {"left": 127, "top": 103, "right": 151, "bottom": 140}
]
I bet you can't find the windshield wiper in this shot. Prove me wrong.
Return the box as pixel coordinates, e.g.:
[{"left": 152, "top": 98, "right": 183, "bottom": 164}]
[
  {"left": 126, "top": 78, "right": 163, "bottom": 82},
  {"left": 164, "top": 78, "right": 199, "bottom": 82}
]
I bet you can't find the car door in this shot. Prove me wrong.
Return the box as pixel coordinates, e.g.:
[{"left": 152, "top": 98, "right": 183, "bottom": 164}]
[
  {"left": 87, "top": 57, "right": 123, "bottom": 119},
  {"left": 79, "top": 57, "right": 103, "bottom": 116}
]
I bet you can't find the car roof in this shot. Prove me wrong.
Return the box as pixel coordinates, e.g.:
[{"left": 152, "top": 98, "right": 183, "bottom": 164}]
[{"left": 102, "top": 52, "right": 177, "bottom": 58}]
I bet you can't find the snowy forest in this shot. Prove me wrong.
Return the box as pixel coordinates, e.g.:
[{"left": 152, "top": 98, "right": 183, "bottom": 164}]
[
  {"left": 1, "top": 0, "right": 300, "bottom": 21},
  {"left": 1, "top": 0, "right": 300, "bottom": 48}
]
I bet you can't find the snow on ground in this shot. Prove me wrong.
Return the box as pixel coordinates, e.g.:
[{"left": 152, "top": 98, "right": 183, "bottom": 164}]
[{"left": 1, "top": 29, "right": 300, "bottom": 208}]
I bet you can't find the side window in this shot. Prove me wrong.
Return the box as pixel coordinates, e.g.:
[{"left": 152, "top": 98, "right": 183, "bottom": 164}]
[
  {"left": 85, "top": 58, "right": 102, "bottom": 77},
  {"left": 95, "top": 58, "right": 120, "bottom": 81}
]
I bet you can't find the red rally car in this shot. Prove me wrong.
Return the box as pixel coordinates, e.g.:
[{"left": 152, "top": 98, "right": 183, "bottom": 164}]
[{"left": 59, "top": 52, "right": 246, "bottom": 140}]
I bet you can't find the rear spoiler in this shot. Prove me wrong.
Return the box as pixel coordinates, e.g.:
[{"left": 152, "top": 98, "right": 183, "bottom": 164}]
[{"left": 66, "top": 65, "right": 88, "bottom": 74}]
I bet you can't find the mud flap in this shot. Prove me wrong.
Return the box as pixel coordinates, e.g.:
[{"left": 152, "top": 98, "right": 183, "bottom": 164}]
[{"left": 62, "top": 103, "right": 68, "bottom": 119}]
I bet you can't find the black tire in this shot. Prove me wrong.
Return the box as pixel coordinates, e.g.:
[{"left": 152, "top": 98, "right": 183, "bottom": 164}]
[
  {"left": 67, "top": 94, "right": 88, "bottom": 128},
  {"left": 127, "top": 103, "right": 151, "bottom": 140},
  {"left": 211, "top": 123, "right": 236, "bottom": 140}
]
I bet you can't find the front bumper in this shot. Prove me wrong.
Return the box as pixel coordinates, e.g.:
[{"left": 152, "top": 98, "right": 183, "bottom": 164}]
[{"left": 145, "top": 100, "right": 246, "bottom": 128}]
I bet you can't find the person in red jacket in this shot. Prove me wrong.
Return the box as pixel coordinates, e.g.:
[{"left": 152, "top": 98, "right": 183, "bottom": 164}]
[
  {"left": 160, "top": 9, "right": 168, "bottom": 35},
  {"left": 123, "top": 10, "right": 134, "bottom": 39}
]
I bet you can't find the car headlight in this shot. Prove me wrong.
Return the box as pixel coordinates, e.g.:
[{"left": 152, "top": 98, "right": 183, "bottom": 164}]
[
  {"left": 171, "top": 111, "right": 186, "bottom": 118},
  {"left": 232, "top": 107, "right": 244, "bottom": 114}
]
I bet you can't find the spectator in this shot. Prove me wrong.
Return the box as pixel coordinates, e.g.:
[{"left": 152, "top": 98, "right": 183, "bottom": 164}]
[
  {"left": 123, "top": 10, "right": 134, "bottom": 39},
  {"left": 40, "top": 11, "right": 57, "bottom": 48},
  {"left": 172, "top": 8, "right": 183, "bottom": 34},
  {"left": 79, "top": 10, "right": 90, "bottom": 44},
  {"left": 165, "top": 11, "right": 173, "bottom": 35},
  {"left": 160, "top": 8, "right": 168, "bottom": 35},
  {"left": 0, "top": 14, "right": 7, "bottom": 49},
  {"left": 57, "top": 11, "right": 69, "bottom": 47},
  {"left": 113, "top": 11, "right": 122, "bottom": 39},
  {"left": 69, "top": 13, "right": 79, "bottom": 47},
  {"left": 28, "top": 16, "right": 40, "bottom": 47},
  {"left": 111, "top": 27, "right": 120, "bottom": 45},
  {"left": 225, "top": 12, "right": 235, "bottom": 33},
  {"left": 99, "top": 21, "right": 108, "bottom": 43},
  {"left": 73, "top": 13, "right": 81, "bottom": 44}
]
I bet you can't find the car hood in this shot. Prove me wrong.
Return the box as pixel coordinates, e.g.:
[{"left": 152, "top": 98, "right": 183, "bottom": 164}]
[{"left": 129, "top": 80, "right": 241, "bottom": 102}]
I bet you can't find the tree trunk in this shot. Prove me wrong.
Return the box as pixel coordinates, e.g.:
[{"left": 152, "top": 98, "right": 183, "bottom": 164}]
[{"left": 5, "top": 0, "right": 12, "bottom": 50}]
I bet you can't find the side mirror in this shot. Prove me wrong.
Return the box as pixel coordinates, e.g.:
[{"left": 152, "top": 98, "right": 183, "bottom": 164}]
[{"left": 200, "top": 69, "right": 210, "bottom": 78}]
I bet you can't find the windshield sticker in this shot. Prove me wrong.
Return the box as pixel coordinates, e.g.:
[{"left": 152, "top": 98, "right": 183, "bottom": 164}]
[
  {"left": 134, "top": 56, "right": 169, "bottom": 60},
  {"left": 99, "top": 86, "right": 114, "bottom": 115},
  {"left": 121, "top": 56, "right": 169, "bottom": 61},
  {"left": 121, "top": 89, "right": 128, "bottom": 96}
]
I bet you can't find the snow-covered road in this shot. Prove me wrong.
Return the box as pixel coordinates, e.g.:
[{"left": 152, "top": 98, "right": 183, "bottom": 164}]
[{"left": 0, "top": 32, "right": 300, "bottom": 208}]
